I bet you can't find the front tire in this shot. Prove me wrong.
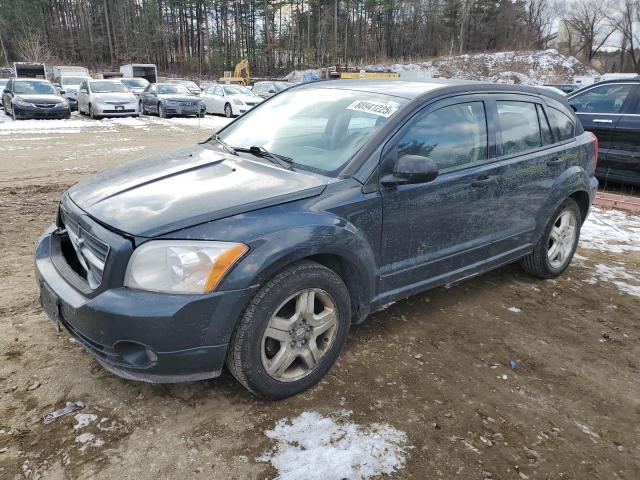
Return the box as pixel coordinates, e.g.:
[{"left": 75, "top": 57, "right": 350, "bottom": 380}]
[
  {"left": 224, "top": 103, "right": 233, "bottom": 118},
  {"left": 521, "top": 198, "right": 581, "bottom": 279},
  {"left": 89, "top": 104, "right": 100, "bottom": 120},
  {"left": 159, "top": 103, "right": 167, "bottom": 118},
  {"left": 226, "top": 260, "right": 351, "bottom": 400}
]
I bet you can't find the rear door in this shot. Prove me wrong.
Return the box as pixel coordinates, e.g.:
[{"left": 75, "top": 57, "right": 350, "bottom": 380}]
[
  {"left": 568, "top": 82, "right": 638, "bottom": 162},
  {"left": 604, "top": 84, "right": 640, "bottom": 185},
  {"left": 489, "top": 94, "right": 568, "bottom": 258},
  {"left": 379, "top": 95, "right": 501, "bottom": 293}
]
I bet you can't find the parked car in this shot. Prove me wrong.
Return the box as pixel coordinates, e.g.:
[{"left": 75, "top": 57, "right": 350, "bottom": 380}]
[
  {"left": 252, "top": 80, "right": 294, "bottom": 99},
  {"left": 54, "top": 74, "right": 91, "bottom": 111},
  {"left": 120, "top": 77, "right": 150, "bottom": 98},
  {"left": 165, "top": 79, "right": 202, "bottom": 96},
  {"left": 0, "top": 79, "right": 8, "bottom": 108},
  {"left": 77, "top": 79, "right": 139, "bottom": 119},
  {"left": 139, "top": 83, "right": 205, "bottom": 118},
  {"left": 2, "top": 78, "right": 70, "bottom": 120},
  {"left": 567, "top": 77, "right": 640, "bottom": 186},
  {"left": 203, "top": 84, "right": 262, "bottom": 117},
  {"left": 35, "top": 80, "right": 597, "bottom": 399}
]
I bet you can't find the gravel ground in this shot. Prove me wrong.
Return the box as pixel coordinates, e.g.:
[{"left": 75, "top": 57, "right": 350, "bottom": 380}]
[{"left": 0, "top": 113, "right": 639, "bottom": 480}]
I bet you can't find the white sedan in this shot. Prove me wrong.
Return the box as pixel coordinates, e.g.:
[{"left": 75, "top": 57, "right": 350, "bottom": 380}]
[{"left": 203, "top": 85, "right": 263, "bottom": 117}]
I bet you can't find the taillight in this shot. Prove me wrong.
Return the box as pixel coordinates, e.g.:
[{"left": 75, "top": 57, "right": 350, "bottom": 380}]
[{"left": 591, "top": 132, "right": 599, "bottom": 168}]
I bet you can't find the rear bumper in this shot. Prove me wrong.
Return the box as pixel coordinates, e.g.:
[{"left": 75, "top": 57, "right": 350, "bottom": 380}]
[
  {"left": 35, "top": 225, "right": 257, "bottom": 383},
  {"left": 596, "top": 166, "right": 640, "bottom": 186}
]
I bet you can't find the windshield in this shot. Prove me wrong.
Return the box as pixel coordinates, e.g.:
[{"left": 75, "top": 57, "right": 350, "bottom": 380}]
[
  {"left": 157, "top": 84, "right": 191, "bottom": 95},
  {"left": 13, "top": 80, "right": 58, "bottom": 95},
  {"left": 217, "top": 88, "right": 406, "bottom": 175},
  {"left": 121, "top": 78, "right": 149, "bottom": 88},
  {"left": 61, "top": 76, "right": 89, "bottom": 86},
  {"left": 91, "top": 81, "right": 129, "bottom": 93},
  {"left": 224, "top": 85, "right": 252, "bottom": 96}
]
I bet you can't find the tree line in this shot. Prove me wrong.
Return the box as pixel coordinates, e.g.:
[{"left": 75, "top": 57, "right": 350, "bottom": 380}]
[{"left": 0, "top": 0, "right": 638, "bottom": 78}]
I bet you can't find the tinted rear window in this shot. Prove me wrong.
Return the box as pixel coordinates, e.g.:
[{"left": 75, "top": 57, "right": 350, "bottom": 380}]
[
  {"left": 548, "top": 108, "right": 575, "bottom": 141},
  {"left": 497, "top": 101, "right": 542, "bottom": 155}
]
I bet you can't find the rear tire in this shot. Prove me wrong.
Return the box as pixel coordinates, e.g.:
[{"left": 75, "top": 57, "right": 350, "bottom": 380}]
[
  {"left": 520, "top": 198, "right": 581, "bottom": 279},
  {"left": 226, "top": 260, "right": 351, "bottom": 400}
]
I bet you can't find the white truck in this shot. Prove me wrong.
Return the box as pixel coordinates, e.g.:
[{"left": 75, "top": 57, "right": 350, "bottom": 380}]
[
  {"left": 13, "top": 62, "right": 46, "bottom": 79},
  {"left": 120, "top": 64, "right": 157, "bottom": 83},
  {"left": 52, "top": 66, "right": 91, "bottom": 111}
]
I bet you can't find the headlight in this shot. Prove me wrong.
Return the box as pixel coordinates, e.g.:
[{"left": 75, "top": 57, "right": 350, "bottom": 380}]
[
  {"left": 14, "top": 98, "right": 34, "bottom": 107},
  {"left": 232, "top": 98, "right": 244, "bottom": 105},
  {"left": 56, "top": 101, "right": 69, "bottom": 108},
  {"left": 124, "top": 241, "right": 248, "bottom": 294}
]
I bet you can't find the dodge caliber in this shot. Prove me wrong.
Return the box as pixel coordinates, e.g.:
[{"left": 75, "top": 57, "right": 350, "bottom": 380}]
[{"left": 35, "top": 80, "right": 598, "bottom": 399}]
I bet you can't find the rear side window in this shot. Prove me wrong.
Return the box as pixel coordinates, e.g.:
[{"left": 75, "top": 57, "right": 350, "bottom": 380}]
[
  {"left": 497, "top": 101, "right": 541, "bottom": 155},
  {"left": 536, "top": 105, "right": 554, "bottom": 146},
  {"left": 397, "top": 101, "right": 487, "bottom": 170},
  {"left": 548, "top": 108, "right": 575, "bottom": 141}
]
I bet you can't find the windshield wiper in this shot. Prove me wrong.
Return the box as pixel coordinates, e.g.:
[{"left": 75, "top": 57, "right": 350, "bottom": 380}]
[
  {"left": 233, "top": 146, "right": 293, "bottom": 170},
  {"left": 207, "top": 134, "right": 237, "bottom": 156}
]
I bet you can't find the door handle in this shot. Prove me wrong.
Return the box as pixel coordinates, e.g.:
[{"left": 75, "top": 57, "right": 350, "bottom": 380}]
[
  {"left": 471, "top": 175, "right": 497, "bottom": 187},
  {"left": 546, "top": 157, "right": 564, "bottom": 166},
  {"left": 593, "top": 118, "right": 613, "bottom": 124}
]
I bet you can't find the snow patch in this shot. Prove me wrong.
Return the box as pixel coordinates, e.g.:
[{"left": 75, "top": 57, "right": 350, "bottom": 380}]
[
  {"left": 73, "top": 413, "right": 98, "bottom": 430},
  {"left": 586, "top": 264, "right": 640, "bottom": 297},
  {"left": 258, "top": 411, "right": 410, "bottom": 480},
  {"left": 74, "top": 432, "right": 105, "bottom": 451},
  {"left": 507, "top": 306, "right": 522, "bottom": 313},
  {"left": 580, "top": 207, "right": 640, "bottom": 253}
]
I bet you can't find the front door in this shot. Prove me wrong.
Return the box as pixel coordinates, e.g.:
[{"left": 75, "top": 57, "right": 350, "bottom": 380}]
[
  {"left": 603, "top": 85, "right": 640, "bottom": 185},
  {"left": 568, "top": 82, "right": 638, "bottom": 171},
  {"left": 379, "top": 96, "right": 500, "bottom": 294}
]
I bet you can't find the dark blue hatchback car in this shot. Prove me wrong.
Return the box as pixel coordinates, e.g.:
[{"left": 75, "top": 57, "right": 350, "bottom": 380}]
[{"left": 35, "top": 80, "right": 598, "bottom": 399}]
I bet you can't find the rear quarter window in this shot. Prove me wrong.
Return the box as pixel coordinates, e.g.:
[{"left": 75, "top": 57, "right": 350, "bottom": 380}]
[{"left": 547, "top": 107, "right": 575, "bottom": 141}]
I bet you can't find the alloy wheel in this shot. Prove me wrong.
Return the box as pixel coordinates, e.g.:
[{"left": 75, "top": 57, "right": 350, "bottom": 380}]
[
  {"left": 547, "top": 210, "right": 577, "bottom": 269},
  {"left": 224, "top": 104, "right": 232, "bottom": 117},
  {"left": 261, "top": 288, "right": 338, "bottom": 382}
]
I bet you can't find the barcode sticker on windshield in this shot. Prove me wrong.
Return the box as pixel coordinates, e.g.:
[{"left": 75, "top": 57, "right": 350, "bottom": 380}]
[{"left": 346, "top": 100, "right": 399, "bottom": 118}]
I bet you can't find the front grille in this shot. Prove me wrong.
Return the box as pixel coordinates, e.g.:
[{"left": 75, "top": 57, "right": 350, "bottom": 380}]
[
  {"left": 102, "top": 109, "right": 135, "bottom": 113},
  {"left": 105, "top": 101, "right": 128, "bottom": 105},
  {"left": 245, "top": 102, "right": 258, "bottom": 106},
  {"left": 34, "top": 103, "right": 57, "bottom": 108},
  {"left": 180, "top": 101, "right": 195, "bottom": 106},
  {"left": 60, "top": 207, "right": 110, "bottom": 289}
]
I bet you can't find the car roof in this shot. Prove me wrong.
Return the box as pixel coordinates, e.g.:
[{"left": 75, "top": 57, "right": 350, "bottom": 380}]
[
  {"left": 295, "top": 78, "right": 570, "bottom": 102},
  {"left": 567, "top": 77, "right": 640, "bottom": 97},
  {"left": 14, "top": 78, "right": 50, "bottom": 82}
]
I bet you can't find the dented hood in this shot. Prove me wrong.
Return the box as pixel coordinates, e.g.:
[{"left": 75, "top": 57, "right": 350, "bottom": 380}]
[{"left": 68, "top": 144, "right": 327, "bottom": 237}]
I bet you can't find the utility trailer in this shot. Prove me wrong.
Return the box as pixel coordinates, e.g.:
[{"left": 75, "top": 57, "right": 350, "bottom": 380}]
[
  {"left": 13, "top": 62, "right": 46, "bottom": 79},
  {"left": 120, "top": 64, "right": 157, "bottom": 83}
]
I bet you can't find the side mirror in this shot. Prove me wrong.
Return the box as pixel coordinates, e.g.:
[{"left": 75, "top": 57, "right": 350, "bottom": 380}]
[
  {"left": 59, "top": 89, "right": 66, "bottom": 95},
  {"left": 382, "top": 154, "right": 439, "bottom": 186},
  {"left": 268, "top": 89, "right": 276, "bottom": 94},
  {"left": 3, "top": 89, "right": 9, "bottom": 94}
]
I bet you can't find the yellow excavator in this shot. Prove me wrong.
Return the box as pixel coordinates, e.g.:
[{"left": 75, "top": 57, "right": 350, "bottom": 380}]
[{"left": 219, "top": 59, "right": 250, "bottom": 85}]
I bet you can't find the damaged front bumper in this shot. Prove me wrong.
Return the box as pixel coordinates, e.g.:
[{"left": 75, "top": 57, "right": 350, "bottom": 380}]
[{"left": 34, "top": 224, "right": 256, "bottom": 383}]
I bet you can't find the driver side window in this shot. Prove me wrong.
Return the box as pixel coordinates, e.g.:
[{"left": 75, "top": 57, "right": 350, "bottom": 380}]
[
  {"left": 397, "top": 102, "right": 488, "bottom": 170},
  {"left": 214, "top": 86, "right": 223, "bottom": 96},
  {"left": 568, "top": 84, "right": 635, "bottom": 114}
]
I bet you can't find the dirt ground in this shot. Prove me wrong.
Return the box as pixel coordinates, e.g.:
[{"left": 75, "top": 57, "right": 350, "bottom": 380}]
[{"left": 0, "top": 113, "right": 639, "bottom": 480}]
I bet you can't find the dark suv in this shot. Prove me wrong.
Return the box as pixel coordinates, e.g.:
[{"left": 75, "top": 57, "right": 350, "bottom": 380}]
[
  {"left": 35, "top": 80, "right": 598, "bottom": 399},
  {"left": 568, "top": 77, "right": 640, "bottom": 186}
]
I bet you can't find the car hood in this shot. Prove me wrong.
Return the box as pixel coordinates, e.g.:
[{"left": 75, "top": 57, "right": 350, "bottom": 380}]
[
  {"left": 93, "top": 92, "right": 136, "bottom": 102},
  {"left": 67, "top": 144, "right": 328, "bottom": 237},
  {"left": 16, "top": 94, "right": 63, "bottom": 103},
  {"left": 159, "top": 94, "right": 200, "bottom": 102}
]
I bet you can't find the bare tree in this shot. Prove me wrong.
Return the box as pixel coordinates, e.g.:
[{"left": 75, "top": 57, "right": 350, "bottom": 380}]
[
  {"left": 609, "top": 0, "right": 640, "bottom": 72},
  {"left": 565, "top": 0, "right": 616, "bottom": 62},
  {"left": 15, "top": 30, "right": 54, "bottom": 63},
  {"left": 524, "top": 0, "right": 558, "bottom": 49}
]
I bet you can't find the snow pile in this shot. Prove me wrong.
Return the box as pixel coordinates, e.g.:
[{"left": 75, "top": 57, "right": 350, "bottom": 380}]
[
  {"left": 73, "top": 413, "right": 98, "bottom": 430},
  {"left": 0, "top": 113, "right": 231, "bottom": 135},
  {"left": 258, "top": 411, "right": 410, "bottom": 480},
  {"left": 580, "top": 207, "right": 640, "bottom": 253}
]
